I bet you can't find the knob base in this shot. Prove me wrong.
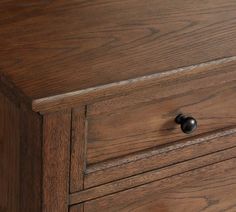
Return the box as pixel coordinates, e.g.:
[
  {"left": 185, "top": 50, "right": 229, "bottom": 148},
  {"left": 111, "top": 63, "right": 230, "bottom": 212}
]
[{"left": 175, "top": 114, "right": 186, "bottom": 124}]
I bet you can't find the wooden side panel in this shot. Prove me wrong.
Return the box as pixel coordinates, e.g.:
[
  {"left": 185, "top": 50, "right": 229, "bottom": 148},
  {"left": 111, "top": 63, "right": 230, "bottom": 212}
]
[
  {"left": 70, "top": 107, "right": 87, "bottom": 193},
  {"left": 20, "top": 105, "right": 43, "bottom": 212},
  {"left": 0, "top": 91, "right": 43, "bottom": 212},
  {"left": 0, "top": 92, "right": 20, "bottom": 212},
  {"left": 87, "top": 61, "right": 236, "bottom": 164},
  {"left": 84, "top": 158, "right": 236, "bottom": 212},
  {"left": 42, "top": 110, "right": 71, "bottom": 212}
]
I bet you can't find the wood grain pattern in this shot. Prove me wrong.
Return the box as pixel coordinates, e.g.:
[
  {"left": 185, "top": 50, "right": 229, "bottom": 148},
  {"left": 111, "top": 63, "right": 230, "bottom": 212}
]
[
  {"left": 1, "top": 1, "right": 236, "bottom": 210},
  {"left": 0, "top": 92, "right": 21, "bottom": 212},
  {"left": 87, "top": 61, "right": 236, "bottom": 164},
  {"left": 84, "top": 128, "right": 236, "bottom": 188},
  {"left": 0, "top": 91, "right": 42, "bottom": 212},
  {"left": 70, "top": 145, "right": 236, "bottom": 204},
  {"left": 42, "top": 110, "right": 71, "bottom": 212},
  {"left": 0, "top": 71, "right": 31, "bottom": 109},
  {"left": 19, "top": 104, "right": 43, "bottom": 212},
  {"left": 70, "top": 107, "right": 87, "bottom": 193},
  {"left": 32, "top": 56, "right": 236, "bottom": 113},
  {"left": 70, "top": 204, "right": 84, "bottom": 212},
  {"left": 1, "top": 0, "right": 236, "bottom": 103},
  {"left": 84, "top": 158, "right": 236, "bottom": 212}
]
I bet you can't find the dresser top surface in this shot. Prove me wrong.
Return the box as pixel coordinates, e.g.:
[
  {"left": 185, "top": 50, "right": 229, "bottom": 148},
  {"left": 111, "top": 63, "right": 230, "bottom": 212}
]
[{"left": 1, "top": 0, "right": 236, "bottom": 112}]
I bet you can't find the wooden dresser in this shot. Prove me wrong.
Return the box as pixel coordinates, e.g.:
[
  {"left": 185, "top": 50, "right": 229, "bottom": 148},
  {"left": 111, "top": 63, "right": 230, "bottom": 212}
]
[{"left": 1, "top": 1, "right": 236, "bottom": 211}]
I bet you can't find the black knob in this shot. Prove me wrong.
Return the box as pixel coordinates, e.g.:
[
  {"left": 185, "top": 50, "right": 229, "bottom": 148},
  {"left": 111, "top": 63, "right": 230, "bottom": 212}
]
[{"left": 175, "top": 114, "right": 197, "bottom": 134}]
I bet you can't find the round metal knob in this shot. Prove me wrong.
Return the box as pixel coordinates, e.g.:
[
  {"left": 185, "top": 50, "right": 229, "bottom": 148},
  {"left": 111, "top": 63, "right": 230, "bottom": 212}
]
[{"left": 175, "top": 114, "right": 197, "bottom": 134}]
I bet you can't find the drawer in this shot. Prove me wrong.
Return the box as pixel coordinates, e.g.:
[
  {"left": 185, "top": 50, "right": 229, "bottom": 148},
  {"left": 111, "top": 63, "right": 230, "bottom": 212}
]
[
  {"left": 87, "top": 60, "right": 236, "bottom": 165},
  {"left": 79, "top": 158, "right": 236, "bottom": 212},
  {"left": 70, "top": 59, "right": 236, "bottom": 191},
  {"left": 70, "top": 139, "right": 236, "bottom": 205}
]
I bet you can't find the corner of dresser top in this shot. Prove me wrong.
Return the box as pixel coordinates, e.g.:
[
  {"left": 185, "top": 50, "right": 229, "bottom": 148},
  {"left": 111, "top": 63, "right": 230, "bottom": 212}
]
[{"left": 0, "top": 71, "right": 35, "bottom": 112}]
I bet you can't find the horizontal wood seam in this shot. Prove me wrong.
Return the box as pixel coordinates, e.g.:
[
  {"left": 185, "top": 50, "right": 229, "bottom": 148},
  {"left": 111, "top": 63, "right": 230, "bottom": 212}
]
[
  {"left": 86, "top": 127, "right": 236, "bottom": 173},
  {"left": 86, "top": 144, "right": 236, "bottom": 191},
  {"left": 70, "top": 149, "right": 236, "bottom": 205}
]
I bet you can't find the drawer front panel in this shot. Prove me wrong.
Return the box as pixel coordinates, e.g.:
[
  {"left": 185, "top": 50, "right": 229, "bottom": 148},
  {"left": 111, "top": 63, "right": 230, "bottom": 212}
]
[
  {"left": 70, "top": 142, "right": 236, "bottom": 204},
  {"left": 84, "top": 128, "right": 236, "bottom": 188},
  {"left": 87, "top": 60, "right": 236, "bottom": 164},
  {"left": 84, "top": 158, "right": 236, "bottom": 212}
]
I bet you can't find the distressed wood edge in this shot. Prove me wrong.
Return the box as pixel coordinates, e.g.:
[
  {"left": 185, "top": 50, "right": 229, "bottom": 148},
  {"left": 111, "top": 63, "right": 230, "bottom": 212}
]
[
  {"left": 86, "top": 127, "right": 236, "bottom": 173},
  {"left": 84, "top": 126, "right": 236, "bottom": 188},
  {"left": 69, "top": 147, "right": 236, "bottom": 205},
  {"left": 1, "top": 56, "right": 236, "bottom": 113},
  {"left": 32, "top": 56, "right": 236, "bottom": 113},
  {"left": 83, "top": 157, "right": 236, "bottom": 211}
]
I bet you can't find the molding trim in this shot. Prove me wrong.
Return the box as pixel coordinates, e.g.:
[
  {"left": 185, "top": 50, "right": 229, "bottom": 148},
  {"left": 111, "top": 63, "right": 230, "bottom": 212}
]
[{"left": 32, "top": 56, "right": 236, "bottom": 113}]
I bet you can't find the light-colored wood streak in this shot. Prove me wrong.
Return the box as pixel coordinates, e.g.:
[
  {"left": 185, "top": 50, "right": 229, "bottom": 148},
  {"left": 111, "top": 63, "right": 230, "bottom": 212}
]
[
  {"left": 2, "top": 0, "right": 236, "bottom": 106},
  {"left": 84, "top": 128, "right": 236, "bottom": 188},
  {"left": 33, "top": 56, "right": 236, "bottom": 113},
  {"left": 86, "top": 59, "right": 236, "bottom": 164},
  {"left": 84, "top": 158, "right": 236, "bottom": 212},
  {"left": 87, "top": 128, "right": 236, "bottom": 173},
  {"left": 70, "top": 146, "right": 236, "bottom": 205}
]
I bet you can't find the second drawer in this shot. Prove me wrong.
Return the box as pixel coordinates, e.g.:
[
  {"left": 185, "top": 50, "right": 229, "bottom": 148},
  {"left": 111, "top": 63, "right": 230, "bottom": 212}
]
[{"left": 70, "top": 58, "right": 236, "bottom": 191}]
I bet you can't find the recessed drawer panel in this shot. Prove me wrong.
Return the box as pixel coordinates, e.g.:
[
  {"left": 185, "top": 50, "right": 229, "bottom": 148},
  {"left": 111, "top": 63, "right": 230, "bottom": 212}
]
[
  {"left": 83, "top": 158, "right": 236, "bottom": 212},
  {"left": 70, "top": 139, "right": 236, "bottom": 204},
  {"left": 87, "top": 60, "right": 236, "bottom": 165}
]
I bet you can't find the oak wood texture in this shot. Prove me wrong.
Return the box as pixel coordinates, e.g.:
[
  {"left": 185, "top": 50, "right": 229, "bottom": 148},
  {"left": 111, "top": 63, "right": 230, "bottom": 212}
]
[
  {"left": 19, "top": 105, "right": 42, "bottom": 212},
  {"left": 70, "top": 107, "right": 87, "bottom": 193},
  {"left": 84, "top": 158, "right": 236, "bottom": 212},
  {"left": 70, "top": 204, "right": 84, "bottom": 212},
  {"left": 42, "top": 110, "right": 71, "bottom": 212},
  {"left": 0, "top": 81, "right": 74, "bottom": 211},
  {"left": 0, "top": 71, "right": 31, "bottom": 109},
  {"left": 1, "top": 1, "right": 236, "bottom": 211},
  {"left": 84, "top": 128, "right": 236, "bottom": 188},
  {"left": 86, "top": 60, "right": 236, "bottom": 164},
  {"left": 32, "top": 56, "right": 236, "bottom": 113},
  {"left": 1, "top": 0, "right": 236, "bottom": 112},
  {"left": 0, "top": 92, "right": 21, "bottom": 211},
  {"left": 70, "top": 145, "right": 236, "bottom": 205},
  {"left": 0, "top": 91, "right": 42, "bottom": 212}
]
